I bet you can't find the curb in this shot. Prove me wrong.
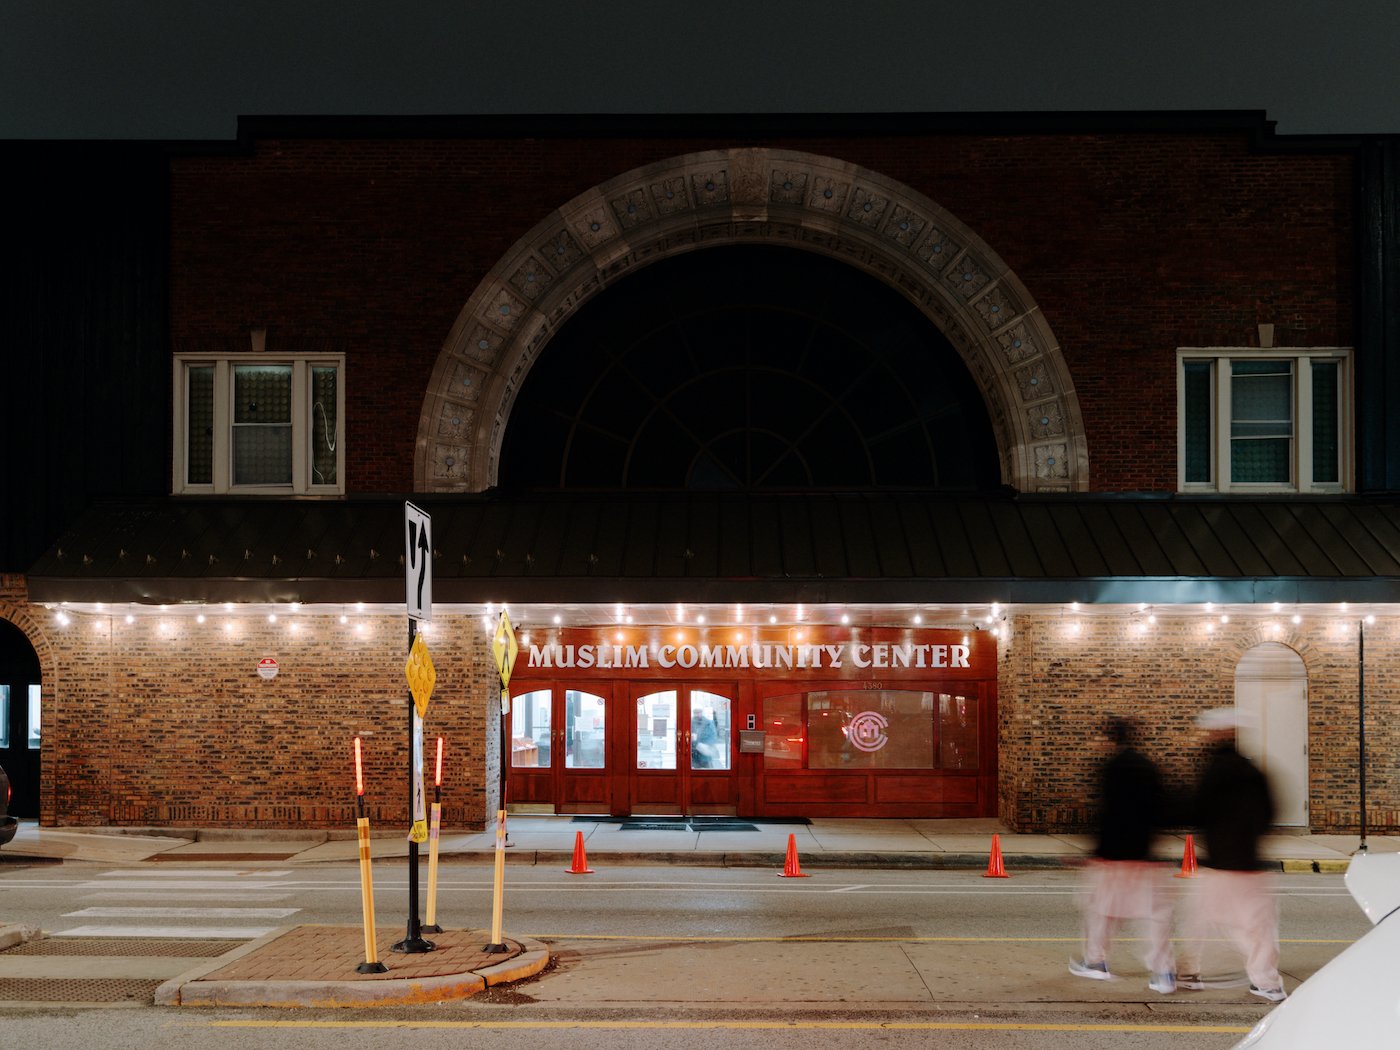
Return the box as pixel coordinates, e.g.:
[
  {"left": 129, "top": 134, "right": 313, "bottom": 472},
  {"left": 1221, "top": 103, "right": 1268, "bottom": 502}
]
[
  {"left": 432, "top": 850, "right": 1086, "bottom": 871},
  {"left": 1281, "top": 858, "right": 1352, "bottom": 874},
  {"left": 0, "top": 923, "right": 40, "bottom": 951}
]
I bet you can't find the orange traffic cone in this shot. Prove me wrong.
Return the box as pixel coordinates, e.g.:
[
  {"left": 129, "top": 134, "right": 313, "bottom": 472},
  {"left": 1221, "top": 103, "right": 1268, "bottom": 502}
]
[
  {"left": 1174, "top": 834, "right": 1198, "bottom": 878},
  {"left": 777, "top": 832, "right": 810, "bottom": 878},
  {"left": 565, "top": 830, "right": 594, "bottom": 874},
  {"left": 983, "top": 833, "right": 1010, "bottom": 878}
]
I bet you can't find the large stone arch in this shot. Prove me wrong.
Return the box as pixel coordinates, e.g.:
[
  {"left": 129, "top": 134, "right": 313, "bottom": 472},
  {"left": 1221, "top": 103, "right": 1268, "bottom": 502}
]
[{"left": 415, "top": 148, "right": 1088, "bottom": 493}]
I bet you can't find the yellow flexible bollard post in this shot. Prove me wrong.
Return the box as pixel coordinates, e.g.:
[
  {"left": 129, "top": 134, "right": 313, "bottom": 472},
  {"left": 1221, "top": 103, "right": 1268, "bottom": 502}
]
[
  {"left": 353, "top": 737, "right": 388, "bottom": 974},
  {"left": 423, "top": 737, "right": 444, "bottom": 933},
  {"left": 484, "top": 808, "right": 509, "bottom": 952}
]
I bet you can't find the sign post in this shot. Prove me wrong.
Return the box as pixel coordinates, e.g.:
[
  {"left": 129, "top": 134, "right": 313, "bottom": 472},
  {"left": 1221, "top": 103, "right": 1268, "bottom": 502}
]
[
  {"left": 484, "top": 609, "right": 519, "bottom": 953},
  {"left": 423, "top": 736, "right": 445, "bottom": 934},
  {"left": 394, "top": 501, "right": 435, "bottom": 954},
  {"left": 352, "top": 737, "right": 387, "bottom": 973}
]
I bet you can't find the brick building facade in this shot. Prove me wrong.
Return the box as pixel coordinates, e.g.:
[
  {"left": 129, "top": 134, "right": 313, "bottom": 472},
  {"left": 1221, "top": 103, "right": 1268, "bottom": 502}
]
[{"left": 4, "top": 113, "right": 1399, "bottom": 834}]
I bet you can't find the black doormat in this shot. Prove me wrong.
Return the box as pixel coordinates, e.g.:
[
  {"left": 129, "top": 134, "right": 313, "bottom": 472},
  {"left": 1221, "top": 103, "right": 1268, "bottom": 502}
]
[
  {"left": 617, "top": 821, "right": 759, "bottom": 832},
  {"left": 572, "top": 815, "right": 810, "bottom": 825}
]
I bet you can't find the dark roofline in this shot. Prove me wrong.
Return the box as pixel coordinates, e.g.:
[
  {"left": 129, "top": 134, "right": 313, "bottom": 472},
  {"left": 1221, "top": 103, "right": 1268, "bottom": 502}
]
[
  {"left": 24, "top": 492, "right": 1400, "bottom": 608},
  {"left": 147, "top": 109, "right": 1374, "bottom": 158}
]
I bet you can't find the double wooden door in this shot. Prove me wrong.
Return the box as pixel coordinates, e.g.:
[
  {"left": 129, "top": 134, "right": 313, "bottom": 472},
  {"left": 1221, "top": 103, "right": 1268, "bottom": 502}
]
[{"left": 506, "top": 680, "right": 738, "bottom": 816}]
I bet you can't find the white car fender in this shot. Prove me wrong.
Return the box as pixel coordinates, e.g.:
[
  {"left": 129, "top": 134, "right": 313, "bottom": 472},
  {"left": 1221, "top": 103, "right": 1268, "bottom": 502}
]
[
  {"left": 1345, "top": 849, "right": 1400, "bottom": 925},
  {"left": 1235, "top": 851, "right": 1400, "bottom": 1048}
]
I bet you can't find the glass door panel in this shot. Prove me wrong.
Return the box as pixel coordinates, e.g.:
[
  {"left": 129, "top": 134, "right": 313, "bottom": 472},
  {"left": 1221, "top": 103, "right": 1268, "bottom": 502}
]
[
  {"left": 27, "top": 685, "right": 40, "bottom": 749},
  {"left": 564, "top": 689, "right": 606, "bottom": 769},
  {"left": 510, "top": 688, "right": 551, "bottom": 768},
  {"left": 635, "top": 690, "right": 677, "bottom": 770},
  {"left": 689, "top": 690, "right": 731, "bottom": 770}
]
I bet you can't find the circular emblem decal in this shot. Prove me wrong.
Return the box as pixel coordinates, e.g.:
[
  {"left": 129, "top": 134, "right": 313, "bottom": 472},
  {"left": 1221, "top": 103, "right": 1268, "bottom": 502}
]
[
  {"left": 257, "top": 657, "right": 279, "bottom": 680},
  {"left": 847, "top": 710, "right": 889, "bottom": 752}
]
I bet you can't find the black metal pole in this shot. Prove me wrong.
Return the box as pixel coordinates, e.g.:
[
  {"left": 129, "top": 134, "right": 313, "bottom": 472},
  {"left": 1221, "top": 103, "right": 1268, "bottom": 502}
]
[
  {"left": 394, "top": 617, "right": 433, "bottom": 953},
  {"left": 1358, "top": 619, "right": 1368, "bottom": 853}
]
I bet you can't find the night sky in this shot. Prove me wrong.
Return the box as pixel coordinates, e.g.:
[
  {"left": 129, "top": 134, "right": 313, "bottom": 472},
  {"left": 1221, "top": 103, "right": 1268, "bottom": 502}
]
[{"left": 3, "top": 1, "right": 1398, "bottom": 139}]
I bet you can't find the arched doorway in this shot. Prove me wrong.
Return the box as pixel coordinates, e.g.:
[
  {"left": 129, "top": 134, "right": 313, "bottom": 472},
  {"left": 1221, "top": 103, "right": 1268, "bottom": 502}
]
[
  {"left": 1234, "top": 642, "right": 1308, "bottom": 827},
  {"left": 0, "top": 618, "right": 41, "bottom": 817}
]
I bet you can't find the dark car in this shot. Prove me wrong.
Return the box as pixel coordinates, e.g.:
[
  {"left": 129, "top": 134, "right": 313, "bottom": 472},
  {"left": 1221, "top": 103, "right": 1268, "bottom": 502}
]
[{"left": 0, "top": 763, "right": 17, "bottom": 846}]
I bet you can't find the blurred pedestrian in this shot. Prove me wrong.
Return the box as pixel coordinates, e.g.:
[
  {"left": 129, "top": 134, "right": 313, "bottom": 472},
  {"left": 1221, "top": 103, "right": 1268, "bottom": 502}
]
[
  {"left": 1069, "top": 715, "right": 1177, "bottom": 993},
  {"left": 691, "top": 708, "right": 719, "bottom": 769},
  {"left": 1176, "top": 707, "right": 1285, "bottom": 1002}
]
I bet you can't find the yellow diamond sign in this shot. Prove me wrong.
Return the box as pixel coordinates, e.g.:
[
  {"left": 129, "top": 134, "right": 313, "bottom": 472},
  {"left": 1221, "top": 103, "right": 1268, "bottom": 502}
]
[
  {"left": 492, "top": 611, "right": 519, "bottom": 686},
  {"left": 405, "top": 633, "right": 436, "bottom": 718}
]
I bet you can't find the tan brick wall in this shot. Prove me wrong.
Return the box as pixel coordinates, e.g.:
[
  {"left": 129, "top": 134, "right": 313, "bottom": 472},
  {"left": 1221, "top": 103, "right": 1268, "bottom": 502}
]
[{"left": 996, "top": 612, "right": 1400, "bottom": 834}]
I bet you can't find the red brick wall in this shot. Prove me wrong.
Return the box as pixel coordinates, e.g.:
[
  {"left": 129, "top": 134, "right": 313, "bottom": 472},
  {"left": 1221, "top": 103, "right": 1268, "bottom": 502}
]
[{"left": 169, "top": 131, "right": 1355, "bottom": 493}]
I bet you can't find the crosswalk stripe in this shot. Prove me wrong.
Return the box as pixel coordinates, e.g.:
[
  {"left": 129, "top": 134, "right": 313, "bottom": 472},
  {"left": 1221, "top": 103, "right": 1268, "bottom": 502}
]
[
  {"left": 98, "top": 869, "right": 292, "bottom": 878},
  {"left": 61, "top": 869, "right": 304, "bottom": 941},
  {"left": 64, "top": 907, "right": 300, "bottom": 919},
  {"left": 81, "top": 891, "right": 293, "bottom": 903},
  {"left": 77, "top": 880, "right": 292, "bottom": 890},
  {"left": 54, "top": 925, "right": 280, "bottom": 939}
]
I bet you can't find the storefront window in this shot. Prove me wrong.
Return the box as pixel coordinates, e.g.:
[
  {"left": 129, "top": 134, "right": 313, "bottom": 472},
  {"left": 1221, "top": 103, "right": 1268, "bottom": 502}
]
[
  {"left": 939, "top": 693, "right": 978, "bottom": 769},
  {"left": 764, "top": 689, "right": 975, "bottom": 771},
  {"left": 808, "top": 690, "right": 935, "bottom": 769},
  {"left": 762, "top": 695, "right": 803, "bottom": 770},
  {"left": 690, "top": 690, "right": 730, "bottom": 770},
  {"left": 565, "top": 690, "right": 606, "bottom": 769},
  {"left": 511, "top": 689, "right": 550, "bottom": 767},
  {"left": 636, "top": 690, "right": 677, "bottom": 769}
]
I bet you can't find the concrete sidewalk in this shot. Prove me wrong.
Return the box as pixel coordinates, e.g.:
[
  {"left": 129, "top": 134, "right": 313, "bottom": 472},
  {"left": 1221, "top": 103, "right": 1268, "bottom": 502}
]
[
  {"left": 0, "top": 816, "right": 1384, "bottom": 1008},
  {"left": 1, "top": 814, "right": 1385, "bottom": 870}
]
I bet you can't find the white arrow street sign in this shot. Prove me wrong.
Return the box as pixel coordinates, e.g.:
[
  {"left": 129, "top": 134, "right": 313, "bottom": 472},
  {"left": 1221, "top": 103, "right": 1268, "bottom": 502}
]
[{"left": 405, "top": 501, "right": 432, "bottom": 622}]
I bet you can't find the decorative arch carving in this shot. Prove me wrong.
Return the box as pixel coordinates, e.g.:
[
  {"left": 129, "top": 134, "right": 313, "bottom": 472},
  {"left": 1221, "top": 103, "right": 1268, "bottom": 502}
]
[{"left": 415, "top": 148, "right": 1088, "bottom": 493}]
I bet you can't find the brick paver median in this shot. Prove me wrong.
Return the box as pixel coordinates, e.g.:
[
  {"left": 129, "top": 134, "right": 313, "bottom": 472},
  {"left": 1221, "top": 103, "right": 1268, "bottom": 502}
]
[{"left": 197, "top": 926, "right": 522, "bottom": 983}]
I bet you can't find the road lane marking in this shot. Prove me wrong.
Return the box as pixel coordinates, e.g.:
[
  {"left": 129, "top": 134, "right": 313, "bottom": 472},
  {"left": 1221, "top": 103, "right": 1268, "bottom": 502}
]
[
  {"left": 517, "top": 933, "right": 1356, "bottom": 944},
  {"left": 193, "top": 1019, "right": 1253, "bottom": 1033}
]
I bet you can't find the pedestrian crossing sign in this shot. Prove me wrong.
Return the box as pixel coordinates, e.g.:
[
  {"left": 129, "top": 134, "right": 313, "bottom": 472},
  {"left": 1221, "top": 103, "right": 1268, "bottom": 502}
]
[
  {"left": 405, "top": 633, "right": 436, "bottom": 718},
  {"left": 491, "top": 611, "right": 519, "bottom": 686}
]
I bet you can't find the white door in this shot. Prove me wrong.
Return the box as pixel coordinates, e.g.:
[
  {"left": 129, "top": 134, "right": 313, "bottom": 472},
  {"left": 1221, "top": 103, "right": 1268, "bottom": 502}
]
[{"left": 1234, "top": 642, "right": 1308, "bottom": 827}]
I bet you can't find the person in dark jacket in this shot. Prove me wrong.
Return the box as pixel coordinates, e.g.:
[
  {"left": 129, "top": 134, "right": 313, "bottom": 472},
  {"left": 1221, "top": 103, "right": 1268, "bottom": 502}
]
[
  {"left": 1069, "top": 716, "right": 1177, "bottom": 993},
  {"left": 1176, "top": 707, "right": 1285, "bottom": 1002}
]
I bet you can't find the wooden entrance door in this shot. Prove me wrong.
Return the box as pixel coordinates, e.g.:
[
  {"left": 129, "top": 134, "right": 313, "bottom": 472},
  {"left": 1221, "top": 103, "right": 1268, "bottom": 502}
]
[
  {"left": 506, "top": 682, "right": 613, "bottom": 813},
  {"left": 629, "top": 683, "right": 738, "bottom": 815}
]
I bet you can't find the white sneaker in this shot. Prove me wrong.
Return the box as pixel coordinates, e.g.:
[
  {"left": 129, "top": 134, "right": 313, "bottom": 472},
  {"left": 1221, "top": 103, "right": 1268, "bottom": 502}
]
[
  {"left": 1068, "top": 958, "right": 1112, "bottom": 980},
  {"left": 1249, "top": 984, "right": 1287, "bottom": 1002},
  {"left": 1149, "top": 972, "right": 1177, "bottom": 994}
]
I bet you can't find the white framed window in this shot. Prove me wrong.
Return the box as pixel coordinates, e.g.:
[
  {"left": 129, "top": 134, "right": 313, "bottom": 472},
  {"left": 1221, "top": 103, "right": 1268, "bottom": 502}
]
[
  {"left": 173, "top": 353, "right": 345, "bottom": 495},
  {"left": 1177, "top": 347, "right": 1351, "bottom": 493}
]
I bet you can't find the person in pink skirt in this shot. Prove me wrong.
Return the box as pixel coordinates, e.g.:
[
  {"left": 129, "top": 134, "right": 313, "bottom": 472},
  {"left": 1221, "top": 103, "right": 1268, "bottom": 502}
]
[
  {"left": 1176, "top": 707, "right": 1285, "bottom": 1002},
  {"left": 1069, "top": 716, "right": 1178, "bottom": 993}
]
